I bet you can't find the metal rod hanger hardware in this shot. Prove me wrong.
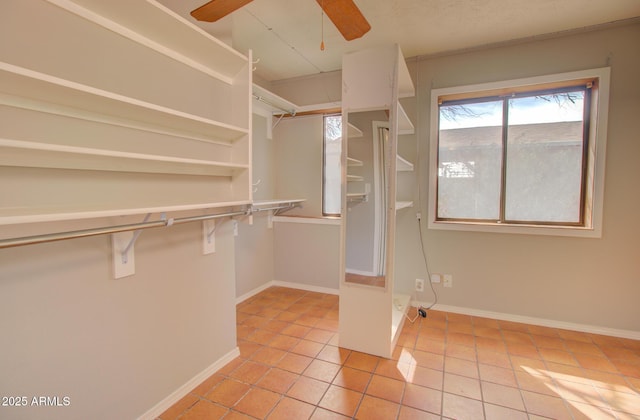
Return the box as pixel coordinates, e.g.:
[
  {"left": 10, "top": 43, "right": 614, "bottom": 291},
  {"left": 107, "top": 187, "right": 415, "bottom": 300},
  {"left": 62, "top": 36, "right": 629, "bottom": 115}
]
[
  {"left": 121, "top": 213, "right": 151, "bottom": 264},
  {"left": 0, "top": 201, "right": 302, "bottom": 250},
  {"left": 252, "top": 94, "right": 296, "bottom": 117},
  {"left": 0, "top": 209, "right": 249, "bottom": 250}
]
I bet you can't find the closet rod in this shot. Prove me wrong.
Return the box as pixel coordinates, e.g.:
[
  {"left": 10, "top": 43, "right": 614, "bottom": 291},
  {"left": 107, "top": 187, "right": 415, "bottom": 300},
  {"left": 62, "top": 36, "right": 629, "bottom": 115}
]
[
  {"left": 0, "top": 209, "right": 249, "bottom": 249},
  {"left": 252, "top": 94, "right": 296, "bottom": 116}
]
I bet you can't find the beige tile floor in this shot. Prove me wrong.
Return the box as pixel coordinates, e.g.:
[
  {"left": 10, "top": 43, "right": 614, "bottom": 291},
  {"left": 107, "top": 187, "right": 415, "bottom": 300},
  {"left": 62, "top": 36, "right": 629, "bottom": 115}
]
[{"left": 159, "top": 287, "right": 640, "bottom": 419}]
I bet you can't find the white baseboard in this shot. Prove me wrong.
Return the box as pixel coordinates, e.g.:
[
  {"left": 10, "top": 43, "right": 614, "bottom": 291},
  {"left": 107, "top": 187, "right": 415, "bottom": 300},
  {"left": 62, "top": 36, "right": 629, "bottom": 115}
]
[
  {"left": 138, "top": 347, "right": 240, "bottom": 420},
  {"left": 413, "top": 300, "right": 640, "bottom": 341},
  {"left": 237, "top": 280, "right": 339, "bottom": 305},
  {"left": 236, "top": 284, "right": 639, "bottom": 340},
  {"left": 272, "top": 280, "right": 339, "bottom": 296},
  {"left": 236, "top": 282, "right": 275, "bottom": 304}
]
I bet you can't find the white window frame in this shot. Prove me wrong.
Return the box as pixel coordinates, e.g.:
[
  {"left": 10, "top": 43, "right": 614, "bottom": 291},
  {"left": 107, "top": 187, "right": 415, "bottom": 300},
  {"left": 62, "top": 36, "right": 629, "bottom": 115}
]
[{"left": 428, "top": 67, "right": 610, "bottom": 238}]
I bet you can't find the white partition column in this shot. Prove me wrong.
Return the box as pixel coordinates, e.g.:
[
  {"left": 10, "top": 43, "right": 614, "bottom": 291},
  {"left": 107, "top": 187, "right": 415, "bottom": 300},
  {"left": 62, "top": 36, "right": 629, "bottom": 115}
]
[{"left": 339, "top": 45, "right": 415, "bottom": 358}]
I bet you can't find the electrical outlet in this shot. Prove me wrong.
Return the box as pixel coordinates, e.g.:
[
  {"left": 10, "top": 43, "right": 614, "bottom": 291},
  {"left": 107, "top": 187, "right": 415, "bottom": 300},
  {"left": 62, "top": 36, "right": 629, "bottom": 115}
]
[
  {"left": 415, "top": 278, "right": 424, "bottom": 292},
  {"left": 430, "top": 274, "right": 441, "bottom": 283},
  {"left": 443, "top": 274, "right": 453, "bottom": 288}
]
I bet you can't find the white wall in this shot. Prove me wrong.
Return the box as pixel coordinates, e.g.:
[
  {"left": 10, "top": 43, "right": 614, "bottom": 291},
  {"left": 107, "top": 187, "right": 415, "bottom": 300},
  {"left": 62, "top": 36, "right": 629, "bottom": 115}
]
[
  {"left": 274, "top": 219, "right": 341, "bottom": 291},
  {"left": 235, "top": 114, "right": 276, "bottom": 298},
  {"left": 273, "top": 114, "right": 324, "bottom": 216},
  {"left": 269, "top": 114, "right": 341, "bottom": 291},
  {"left": 0, "top": 222, "right": 237, "bottom": 420}
]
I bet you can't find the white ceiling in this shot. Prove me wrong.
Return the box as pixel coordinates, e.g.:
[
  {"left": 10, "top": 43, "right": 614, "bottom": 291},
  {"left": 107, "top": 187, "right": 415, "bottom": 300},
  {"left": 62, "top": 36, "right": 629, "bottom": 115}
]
[{"left": 159, "top": 0, "right": 640, "bottom": 82}]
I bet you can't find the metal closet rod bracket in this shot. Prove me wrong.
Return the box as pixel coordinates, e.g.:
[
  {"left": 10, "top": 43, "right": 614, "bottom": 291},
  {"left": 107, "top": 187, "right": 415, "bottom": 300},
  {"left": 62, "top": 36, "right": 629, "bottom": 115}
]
[
  {"left": 121, "top": 213, "right": 152, "bottom": 264},
  {"left": 0, "top": 202, "right": 302, "bottom": 251},
  {"left": 0, "top": 208, "right": 251, "bottom": 250}
]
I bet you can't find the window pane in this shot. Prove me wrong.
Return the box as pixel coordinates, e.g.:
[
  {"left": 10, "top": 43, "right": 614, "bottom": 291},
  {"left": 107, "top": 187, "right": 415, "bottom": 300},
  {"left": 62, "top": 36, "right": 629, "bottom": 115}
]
[
  {"left": 505, "top": 91, "right": 585, "bottom": 223},
  {"left": 438, "top": 101, "right": 503, "bottom": 220},
  {"left": 323, "top": 115, "right": 342, "bottom": 215}
]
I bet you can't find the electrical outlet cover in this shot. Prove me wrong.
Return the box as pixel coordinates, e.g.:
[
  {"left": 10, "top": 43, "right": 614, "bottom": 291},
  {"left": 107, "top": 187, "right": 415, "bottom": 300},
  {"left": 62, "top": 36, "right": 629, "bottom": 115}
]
[{"left": 443, "top": 274, "right": 453, "bottom": 287}]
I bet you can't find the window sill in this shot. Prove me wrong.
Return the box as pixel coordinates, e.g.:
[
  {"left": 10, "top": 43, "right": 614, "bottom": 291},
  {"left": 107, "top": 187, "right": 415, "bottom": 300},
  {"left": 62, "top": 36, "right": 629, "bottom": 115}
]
[{"left": 428, "top": 219, "right": 601, "bottom": 238}]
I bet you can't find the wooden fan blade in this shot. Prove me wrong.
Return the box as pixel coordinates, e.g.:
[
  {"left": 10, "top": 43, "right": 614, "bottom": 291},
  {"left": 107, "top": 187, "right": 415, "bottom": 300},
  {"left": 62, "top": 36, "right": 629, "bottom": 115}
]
[
  {"left": 191, "top": 0, "right": 254, "bottom": 22},
  {"left": 316, "top": 0, "right": 371, "bottom": 41}
]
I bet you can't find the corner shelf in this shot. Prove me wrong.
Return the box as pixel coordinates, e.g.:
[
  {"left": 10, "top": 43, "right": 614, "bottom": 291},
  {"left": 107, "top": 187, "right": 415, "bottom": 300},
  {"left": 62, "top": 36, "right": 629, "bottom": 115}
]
[
  {"left": 252, "top": 199, "right": 305, "bottom": 208},
  {"left": 347, "top": 157, "right": 363, "bottom": 167},
  {"left": 347, "top": 174, "right": 364, "bottom": 182},
  {"left": 252, "top": 84, "right": 298, "bottom": 116},
  {"left": 49, "top": 0, "right": 248, "bottom": 84},
  {"left": 0, "top": 62, "right": 248, "bottom": 144},
  {"left": 396, "top": 201, "right": 414, "bottom": 211},
  {"left": 398, "top": 102, "right": 414, "bottom": 135},
  {"left": 396, "top": 155, "right": 414, "bottom": 172},
  {"left": 348, "top": 122, "right": 364, "bottom": 138},
  {"left": 347, "top": 193, "right": 368, "bottom": 203}
]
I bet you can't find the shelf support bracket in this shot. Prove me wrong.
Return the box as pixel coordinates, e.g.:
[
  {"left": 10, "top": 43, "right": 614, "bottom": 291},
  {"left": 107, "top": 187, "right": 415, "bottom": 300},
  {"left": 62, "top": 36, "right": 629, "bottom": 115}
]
[
  {"left": 112, "top": 213, "right": 151, "bottom": 279},
  {"left": 272, "top": 113, "right": 287, "bottom": 130},
  {"left": 121, "top": 213, "right": 152, "bottom": 264},
  {"left": 203, "top": 219, "right": 217, "bottom": 255}
]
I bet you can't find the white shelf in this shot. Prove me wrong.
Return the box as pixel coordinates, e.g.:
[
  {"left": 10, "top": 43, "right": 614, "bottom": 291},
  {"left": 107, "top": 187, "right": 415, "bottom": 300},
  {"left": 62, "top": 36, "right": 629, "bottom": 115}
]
[
  {"left": 0, "top": 62, "right": 249, "bottom": 144},
  {"left": 348, "top": 122, "right": 364, "bottom": 138},
  {"left": 0, "top": 200, "right": 252, "bottom": 226},
  {"left": 0, "top": 139, "right": 248, "bottom": 177},
  {"left": 252, "top": 84, "right": 298, "bottom": 115},
  {"left": 396, "top": 201, "right": 414, "bottom": 211},
  {"left": 398, "top": 102, "right": 414, "bottom": 135},
  {"left": 1, "top": 1, "right": 253, "bottom": 230},
  {"left": 252, "top": 199, "right": 306, "bottom": 207},
  {"left": 347, "top": 193, "right": 368, "bottom": 203},
  {"left": 347, "top": 157, "right": 364, "bottom": 167},
  {"left": 347, "top": 174, "right": 364, "bottom": 182},
  {"left": 396, "top": 46, "right": 415, "bottom": 99},
  {"left": 396, "top": 155, "right": 414, "bottom": 172},
  {"left": 49, "top": 0, "right": 248, "bottom": 84}
]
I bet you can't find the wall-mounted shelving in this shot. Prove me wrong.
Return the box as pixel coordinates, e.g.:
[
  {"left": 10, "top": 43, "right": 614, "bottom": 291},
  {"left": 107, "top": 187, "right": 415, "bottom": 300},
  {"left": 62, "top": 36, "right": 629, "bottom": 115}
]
[
  {"left": 347, "top": 155, "right": 366, "bottom": 205},
  {"left": 0, "top": 63, "right": 248, "bottom": 144},
  {"left": 0, "top": 138, "right": 248, "bottom": 177},
  {"left": 395, "top": 201, "right": 414, "bottom": 211},
  {"left": 397, "top": 103, "right": 415, "bottom": 135},
  {"left": 252, "top": 84, "right": 298, "bottom": 116},
  {"left": 348, "top": 122, "right": 364, "bottom": 138},
  {"left": 396, "top": 155, "right": 414, "bottom": 172},
  {"left": 0, "top": 0, "right": 252, "bottom": 229},
  {"left": 0, "top": 200, "right": 252, "bottom": 227},
  {"left": 48, "top": 0, "right": 248, "bottom": 84},
  {"left": 347, "top": 157, "right": 363, "bottom": 167}
]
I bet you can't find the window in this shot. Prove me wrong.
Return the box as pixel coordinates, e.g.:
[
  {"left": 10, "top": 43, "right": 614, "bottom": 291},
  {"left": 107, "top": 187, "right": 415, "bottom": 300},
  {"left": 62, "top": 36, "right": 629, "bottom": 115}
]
[
  {"left": 429, "top": 68, "right": 610, "bottom": 237},
  {"left": 323, "top": 114, "right": 342, "bottom": 215}
]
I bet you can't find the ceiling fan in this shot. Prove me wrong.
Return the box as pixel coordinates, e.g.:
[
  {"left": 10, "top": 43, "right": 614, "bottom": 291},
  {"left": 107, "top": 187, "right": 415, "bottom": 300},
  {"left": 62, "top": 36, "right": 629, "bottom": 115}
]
[{"left": 190, "top": 0, "right": 371, "bottom": 41}]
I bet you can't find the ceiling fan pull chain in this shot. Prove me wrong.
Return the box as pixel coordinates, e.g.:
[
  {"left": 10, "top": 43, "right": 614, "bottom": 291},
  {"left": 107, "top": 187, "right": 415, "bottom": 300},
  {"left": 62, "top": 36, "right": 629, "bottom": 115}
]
[{"left": 320, "top": 0, "right": 325, "bottom": 51}]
